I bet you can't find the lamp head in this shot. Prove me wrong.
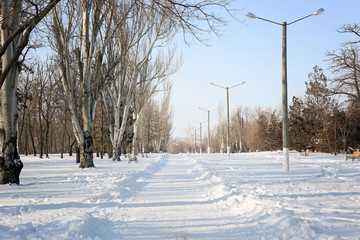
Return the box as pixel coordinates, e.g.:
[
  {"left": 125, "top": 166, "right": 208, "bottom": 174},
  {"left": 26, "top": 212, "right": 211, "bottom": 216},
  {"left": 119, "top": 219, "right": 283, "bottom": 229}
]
[
  {"left": 313, "top": 8, "right": 324, "bottom": 15},
  {"left": 245, "top": 12, "right": 257, "bottom": 19}
]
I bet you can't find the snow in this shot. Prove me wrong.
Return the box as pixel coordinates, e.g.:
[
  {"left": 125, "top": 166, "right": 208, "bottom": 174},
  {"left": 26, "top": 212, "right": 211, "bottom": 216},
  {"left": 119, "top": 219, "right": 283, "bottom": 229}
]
[{"left": 1, "top": 152, "right": 360, "bottom": 239}]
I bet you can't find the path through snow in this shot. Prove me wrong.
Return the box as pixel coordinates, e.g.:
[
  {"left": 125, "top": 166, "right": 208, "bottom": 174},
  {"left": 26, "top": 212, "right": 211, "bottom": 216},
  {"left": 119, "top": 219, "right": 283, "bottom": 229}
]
[{"left": 118, "top": 154, "right": 238, "bottom": 239}]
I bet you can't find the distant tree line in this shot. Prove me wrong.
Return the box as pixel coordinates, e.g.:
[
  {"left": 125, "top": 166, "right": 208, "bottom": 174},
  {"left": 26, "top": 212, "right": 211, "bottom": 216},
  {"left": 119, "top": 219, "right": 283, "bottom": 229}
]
[{"left": 178, "top": 22, "right": 360, "bottom": 155}]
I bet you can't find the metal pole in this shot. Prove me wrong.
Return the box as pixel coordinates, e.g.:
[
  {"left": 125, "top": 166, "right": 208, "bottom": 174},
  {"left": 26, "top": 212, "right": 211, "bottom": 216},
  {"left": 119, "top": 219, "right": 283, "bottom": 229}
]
[
  {"left": 194, "top": 129, "right": 197, "bottom": 153},
  {"left": 239, "top": 113, "right": 242, "bottom": 152},
  {"left": 246, "top": 9, "right": 324, "bottom": 172},
  {"left": 199, "top": 107, "right": 212, "bottom": 154},
  {"left": 226, "top": 87, "right": 230, "bottom": 158},
  {"left": 282, "top": 22, "right": 289, "bottom": 171},
  {"left": 210, "top": 82, "right": 244, "bottom": 158},
  {"left": 199, "top": 122, "right": 202, "bottom": 154},
  {"left": 207, "top": 110, "right": 210, "bottom": 153}
]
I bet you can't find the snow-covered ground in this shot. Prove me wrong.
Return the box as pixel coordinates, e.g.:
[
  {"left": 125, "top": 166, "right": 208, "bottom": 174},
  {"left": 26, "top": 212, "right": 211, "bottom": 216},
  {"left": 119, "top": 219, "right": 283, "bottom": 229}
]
[{"left": 1, "top": 152, "right": 360, "bottom": 239}]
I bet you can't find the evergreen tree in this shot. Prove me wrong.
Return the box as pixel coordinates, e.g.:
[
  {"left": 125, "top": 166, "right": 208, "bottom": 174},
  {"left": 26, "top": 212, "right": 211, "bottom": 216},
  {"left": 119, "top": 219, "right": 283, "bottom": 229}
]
[{"left": 289, "top": 97, "right": 314, "bottom": 152}]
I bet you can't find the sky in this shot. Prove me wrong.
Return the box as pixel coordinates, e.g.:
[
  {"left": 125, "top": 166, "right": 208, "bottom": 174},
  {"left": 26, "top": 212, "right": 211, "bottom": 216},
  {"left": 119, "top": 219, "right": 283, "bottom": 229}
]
[{"left": 170, "top": 0, "right": 360, "bottom": 138}]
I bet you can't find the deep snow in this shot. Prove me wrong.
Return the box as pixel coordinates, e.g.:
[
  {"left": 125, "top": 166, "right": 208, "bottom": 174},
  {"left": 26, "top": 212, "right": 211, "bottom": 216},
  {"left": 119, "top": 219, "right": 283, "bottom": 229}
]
[{"left": 1, "top": 152, "right": 360, "bottom": 239}]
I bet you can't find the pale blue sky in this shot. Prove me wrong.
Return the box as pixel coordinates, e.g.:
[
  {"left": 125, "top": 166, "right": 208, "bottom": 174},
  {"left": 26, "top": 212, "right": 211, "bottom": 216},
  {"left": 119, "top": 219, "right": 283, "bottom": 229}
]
[{"left": 171, "top": 0, "right": 360, "bottom": 138}]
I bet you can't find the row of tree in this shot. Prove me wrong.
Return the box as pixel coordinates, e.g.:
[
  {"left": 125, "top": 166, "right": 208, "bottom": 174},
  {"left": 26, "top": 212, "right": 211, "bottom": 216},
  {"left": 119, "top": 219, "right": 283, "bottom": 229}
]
[
  {"left": 180, "top": 22, "right": 360, "bottom": 155},
  {"left": 0, "top": 0, "right": 232, "bottom": 184},
  {"left": 17, "top": 60, "right": 174, "bottom": 159}
]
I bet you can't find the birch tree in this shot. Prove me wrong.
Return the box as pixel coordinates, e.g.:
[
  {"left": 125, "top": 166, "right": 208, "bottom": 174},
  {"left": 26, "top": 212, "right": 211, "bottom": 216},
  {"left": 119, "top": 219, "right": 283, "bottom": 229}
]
[
  {"left": 50, "top": 0, "right": 120, "bottom": 167},
  {"left": 153, "top": 80, "right": 174, "bottom": 152},
  {"left": 131, "top": 48, "right": 180, "bottom": 156},
  {"left": 102, "top": 0, "right": 233, "bottom": 160},
  {"left": 138, "top": 96, "right": 173, "bottom": 153},
  {"left": 0, "top": 0, "right": 60, "bottom": 184},
  {"left": 216, "top": 104, "right": 226, "bottom": 153},
  {"left": 102, "top": 2, "right": 139, "bottom": 161},
  {"left": 103, "top": 2, "right": 175, "bottom": 160},
  {"left": 232, "top": 107, "right": 244, "bottom": 152}
]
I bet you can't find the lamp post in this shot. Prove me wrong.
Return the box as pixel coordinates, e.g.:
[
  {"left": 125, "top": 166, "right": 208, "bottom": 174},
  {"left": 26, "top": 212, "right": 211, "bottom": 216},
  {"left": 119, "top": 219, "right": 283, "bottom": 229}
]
[
  {"left": 194, "top": 129, "right": 197, "bottom": 153},
  {"left": 194, "top": 120, "right": 207, "bottom": 153},
  {"left": 246, "top": 8, "right": 324, "bottom": 171},
  {"left": 211, "top": 81, "right": 245, "bottom": 158},
  {"left": 199, "top": 107, "right": 215, "bottom": 154},
  {"left": 238, "top": 108, "right": 243, "bottom": 152}
]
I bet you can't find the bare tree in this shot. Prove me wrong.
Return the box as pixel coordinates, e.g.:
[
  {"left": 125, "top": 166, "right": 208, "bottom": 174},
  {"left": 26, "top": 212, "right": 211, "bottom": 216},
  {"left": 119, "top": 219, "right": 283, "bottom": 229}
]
[
  {"left": 0, "top": 0, "right": 60, "bottom": 184},
  {"left": 231, "top": 106, "right": 244, "bottom": 152},
  {"left": 131, "top": 48, "right": 181, "bottom": 156},
  {"left": 17, "top": 65, "right": 33, "bottom": 155},
  {"left": 334, "top": 109, "right": 357, "bottom": 151},
  {"left": 215, "top": 103, "right": 226, "bottom": 153},
  {"left": 153, "top": 81, "right": 174, "bottom": 153},
  {"left": 140, "top": 0, "right": 233, "bottom": 44},
  {"left": 50, "top": 0, "right": 119, "bottom": 167},
  {"left": 137, "top": 96, "right": 174, "bottom": 153},
  {"left": 337, "top": 23, "right": 360, "bottom": 46},
  {"left": 103, "top": 2, "right": 176, "bottom": 160},
  {"left": 41, "top": 61, "right": 60, "bottom": 158},
  {"left": 326, "top": 46, "right": 360, "bottom": 105}
]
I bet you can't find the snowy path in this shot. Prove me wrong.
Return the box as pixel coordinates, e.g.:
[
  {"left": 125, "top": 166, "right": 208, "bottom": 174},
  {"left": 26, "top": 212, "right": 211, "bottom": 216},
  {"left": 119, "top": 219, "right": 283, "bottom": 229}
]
[{"left": 118, "top": 154, "right": 237, "bottom": 239}]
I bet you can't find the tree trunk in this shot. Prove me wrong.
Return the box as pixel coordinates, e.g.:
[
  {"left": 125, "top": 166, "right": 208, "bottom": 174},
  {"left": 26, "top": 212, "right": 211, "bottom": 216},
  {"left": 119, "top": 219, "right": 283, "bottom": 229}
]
[
  {"left": 27, "top": 109, "right": 37, "bottom": 156},
  {"left": 39, "top": 130, "right": 44, "bottom": 158},
  {"left": 79, "top": 131, "right": 94, "bottom": 168},
  {"left": 38, "top": 107, "right": 44, "bottom": 158},
  {"left": 112, "top": 78, "right": 137, "bottom": 160},
  {"left": 0, "top": 37, "right": 20, "bottom": 182},
  {"left": 132, "top": 114, "right": 141, "bottom": 156},
  {"left": 60, "top": 121, "right": 66, "bottom": 158},
  {"left": 76, "top": 144, "right": 80, "bottom": 163},
  {"left": 108, "top": 150, "right": 113, "bottom": 159},
  {"left": 24, "top": 132, "right": 28, "bottom": 156},
  {"left": 0, "top": 83, "right": 23, "bottom": 184},
  {"left": 100, "top": 106, "right": 104, "bottom": 159},
  {"left": 0, "top": 1, "right": 23, "bottom": 184},
  {"left": 112, "top": 136, "right": 121, "bottom": 161},
  {"left": 45, "top": 121, "right": 50, "bottom": 158},
  {"left": 69, "top": 139, "right": 76, "bottom": 156}
]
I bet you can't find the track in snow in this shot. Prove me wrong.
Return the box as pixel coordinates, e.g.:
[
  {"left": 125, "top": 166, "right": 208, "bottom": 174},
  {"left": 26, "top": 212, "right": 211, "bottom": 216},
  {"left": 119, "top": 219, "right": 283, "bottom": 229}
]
[{"left": 118, "top": 154, "right": 238, "bottom": 239}]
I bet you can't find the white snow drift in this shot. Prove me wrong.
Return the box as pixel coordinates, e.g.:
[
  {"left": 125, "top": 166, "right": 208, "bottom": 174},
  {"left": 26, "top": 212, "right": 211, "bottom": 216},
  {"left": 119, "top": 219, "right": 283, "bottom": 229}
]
[{"left": 0, "top": 152, "right": 360, "bottom": 239}]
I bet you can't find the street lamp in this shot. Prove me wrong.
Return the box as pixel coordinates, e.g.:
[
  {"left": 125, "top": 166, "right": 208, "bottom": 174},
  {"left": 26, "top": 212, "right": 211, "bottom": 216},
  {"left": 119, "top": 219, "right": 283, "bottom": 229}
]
[
  {"left": 246, "top": 8, "right": 324, "bottom": 172},
  {"left": 194, "top": 120, "right": 207, "bottom": 154},
  {"left": 211, "top": 81, "right": 245, "bottom": 158},
  {"left": 194, "top": 128, "right": 197, "bottom": 153},
  {"left": 199, "top": 107, "right": 215, "bottom": 154}
]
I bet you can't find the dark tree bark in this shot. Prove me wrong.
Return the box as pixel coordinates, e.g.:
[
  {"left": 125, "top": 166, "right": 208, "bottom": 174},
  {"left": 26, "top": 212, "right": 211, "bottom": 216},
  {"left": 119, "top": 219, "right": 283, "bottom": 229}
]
[
  {"left": 69, "top": 139, "right": 76, "bottom": 156},
  {"left": 79, "top": 132, "right": 94, "bottom": 168},
  {"left": 76, "top": 144, "right": 80, "bottom": 164}
]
